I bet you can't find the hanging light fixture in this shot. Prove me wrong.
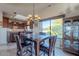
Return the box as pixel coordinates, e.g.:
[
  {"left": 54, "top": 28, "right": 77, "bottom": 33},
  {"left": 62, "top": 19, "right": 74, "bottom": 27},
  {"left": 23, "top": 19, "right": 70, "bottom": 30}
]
[
  {"left": 27, "top": 3, "right": 41, "bottom": 23},
  {"left": 26, "top": 3, "right": 41, "bottom": 36}
]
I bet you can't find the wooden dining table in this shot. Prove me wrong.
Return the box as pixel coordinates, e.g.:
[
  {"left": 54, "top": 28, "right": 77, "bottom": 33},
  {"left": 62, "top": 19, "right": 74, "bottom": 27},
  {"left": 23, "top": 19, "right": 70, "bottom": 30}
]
[
  {"left": 32, "top": 34, "right": 50, "bottom": 56},
  {"left": 23, "top": 32, "right": 50, "bottom": 56}
]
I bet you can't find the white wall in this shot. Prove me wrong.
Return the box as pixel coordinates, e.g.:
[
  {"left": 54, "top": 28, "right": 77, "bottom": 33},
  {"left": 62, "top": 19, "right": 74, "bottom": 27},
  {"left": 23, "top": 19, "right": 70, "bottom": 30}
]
[
  {"left": 0, "top": 11, "right": 8, "bottom": 45},
  {"left": 0, "top": 28, "right": 8, "bottom": 45}
]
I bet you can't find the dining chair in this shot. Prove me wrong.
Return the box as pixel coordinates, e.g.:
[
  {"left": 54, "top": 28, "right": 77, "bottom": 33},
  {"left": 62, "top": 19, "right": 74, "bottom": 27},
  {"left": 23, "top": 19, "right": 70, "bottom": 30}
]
[
  {"left": 40, "top": 36, "right": 57, "bottom": 56},
  {"left": 14, "top": 34, "right": 33, "bottom": 56},
  {"left": 19, "top": 32, "right": 34, "bottom": 55}
]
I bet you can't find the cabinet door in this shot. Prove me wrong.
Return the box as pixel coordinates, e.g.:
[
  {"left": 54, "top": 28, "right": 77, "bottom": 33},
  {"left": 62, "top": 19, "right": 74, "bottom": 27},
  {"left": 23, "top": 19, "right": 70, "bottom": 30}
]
[
  {"left": 64, "top": 22, "right": 71, "bottom": 48},
  {"left": 72, "top": 22, "right": 79, "bottom": 51},
  {"left": 73, "top": 22, "right": 79, "bottom": 40},
  {"left": 64, "top": 22, "right": 72, "bottom": 37}
]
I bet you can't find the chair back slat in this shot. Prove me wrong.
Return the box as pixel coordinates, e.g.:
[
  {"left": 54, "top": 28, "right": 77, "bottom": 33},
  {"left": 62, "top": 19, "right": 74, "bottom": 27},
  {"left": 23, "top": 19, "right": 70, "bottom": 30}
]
[
  {"left": 49, "top": 36, "right": 57, "bottom": 55},
  {"left": 14, "top": 34, "right": 22, "bottom": 51}
]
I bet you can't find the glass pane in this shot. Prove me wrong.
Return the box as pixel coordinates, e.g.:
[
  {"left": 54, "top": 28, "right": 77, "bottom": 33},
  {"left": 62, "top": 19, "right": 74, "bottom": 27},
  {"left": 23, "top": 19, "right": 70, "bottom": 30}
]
[
  {"left": 51, "top": 18, "right": 63, "bottom": 48},
  {"left": 73, "top": 26, "right": 78, "bottom": 40},
  {"left": 41, "top": 18, "right": 63, "bottom": 48},
  {"left": 64, "top": 40, "right": 71, "bottom": 48},
  {"left": 41, "top": 20, "right": 50, "bottom": 35},
  {"left": 73, "top": 41, "right": 79, "bottom": 50},
  {"left": 64, "top": 22, "right": 71, "bottom": 37},
  {"left": 73, "top": 22, "right": 79, "bottom": 40},
  {"left": 51, "top": 18, "right": 63, "bottom": 38}
]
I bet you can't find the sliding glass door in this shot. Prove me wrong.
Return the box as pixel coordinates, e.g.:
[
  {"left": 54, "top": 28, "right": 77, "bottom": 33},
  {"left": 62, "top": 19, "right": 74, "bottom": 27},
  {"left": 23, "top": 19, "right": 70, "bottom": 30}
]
[
  {"left": 41, "top": 18, "right": 63, "bottom": 48},
  {"left": 51, "top": 18, "right": 63, "bottom": 48}
]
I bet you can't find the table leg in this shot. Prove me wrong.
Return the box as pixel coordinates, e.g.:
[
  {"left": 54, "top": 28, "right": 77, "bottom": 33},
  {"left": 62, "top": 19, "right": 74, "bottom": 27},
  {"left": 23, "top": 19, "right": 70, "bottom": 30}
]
[{"left": 34, "top": 39, "right": 40, "bottom": 56}]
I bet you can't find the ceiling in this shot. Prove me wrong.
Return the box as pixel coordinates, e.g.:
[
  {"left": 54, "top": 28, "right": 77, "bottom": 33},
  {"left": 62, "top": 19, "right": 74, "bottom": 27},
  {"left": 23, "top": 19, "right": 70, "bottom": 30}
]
[
  {"left": 0, "top": 3, "right": 55, "bottom": 21},
  {"left": 0, "top": 3, "right": 79, "bottom": 20},
  {"left": 0, "top": 3, "right": 53, "bottom": 17}
]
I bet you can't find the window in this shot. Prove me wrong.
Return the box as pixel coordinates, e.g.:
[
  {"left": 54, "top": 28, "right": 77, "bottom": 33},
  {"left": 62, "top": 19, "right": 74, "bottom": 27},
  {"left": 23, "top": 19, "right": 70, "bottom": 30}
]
[
  {"left": 51, "top": 18, "right": 63, "bottom": 38},
  {"left": 41, "top": 20, "right": 50, "bottom": 35},
  {"left": 41, "top": 18, "right": 63, "bottom": 38},
  {"left": 41, "top": 18, "right": 63, "bottom": 48}
]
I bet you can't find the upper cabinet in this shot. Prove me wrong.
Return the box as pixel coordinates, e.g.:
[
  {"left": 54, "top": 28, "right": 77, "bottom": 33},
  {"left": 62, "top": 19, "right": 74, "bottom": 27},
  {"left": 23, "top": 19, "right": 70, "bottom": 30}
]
[
  {"left": 3, "top": 17, "right": 9, "bottom": 28},
  {"left": 3, "top": 16, "right": 34, "bottom": 29}
]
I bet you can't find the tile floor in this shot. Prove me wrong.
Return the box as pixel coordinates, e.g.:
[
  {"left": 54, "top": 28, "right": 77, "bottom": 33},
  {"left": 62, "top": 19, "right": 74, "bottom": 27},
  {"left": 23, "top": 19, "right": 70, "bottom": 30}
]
[{"left": 0, "top": 43, "right": 75, "bottom": 56}]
